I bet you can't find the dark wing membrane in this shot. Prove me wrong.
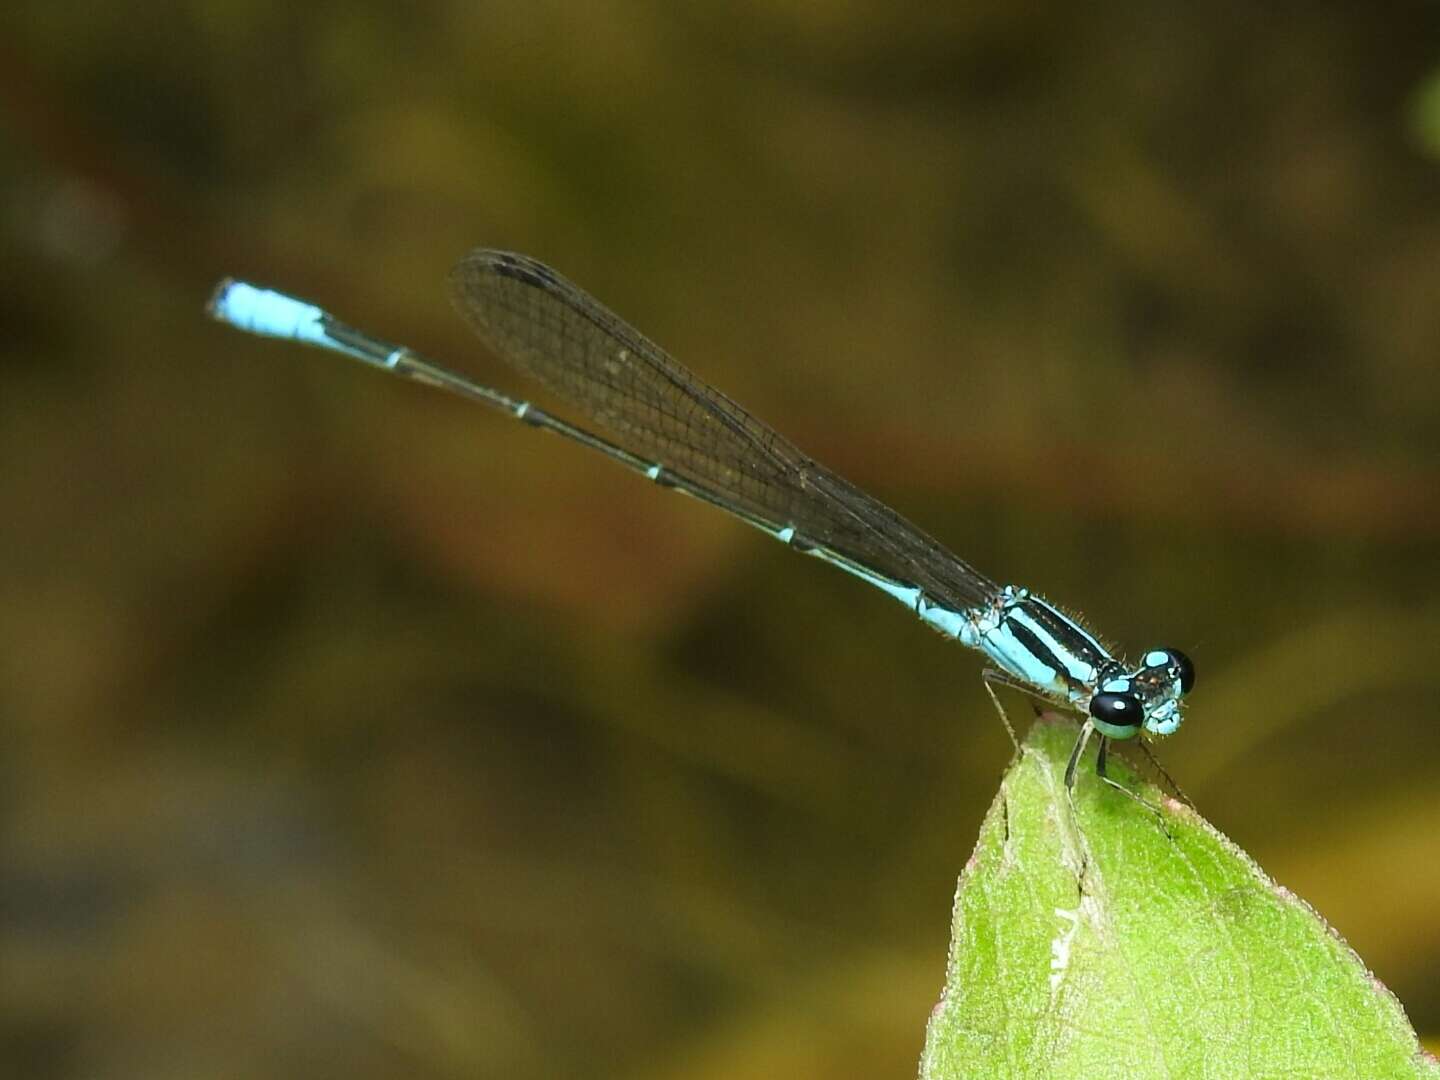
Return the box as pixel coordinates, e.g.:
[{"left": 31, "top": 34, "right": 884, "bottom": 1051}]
[{"left": 447, "top": 249, "right": 998, "bottom": 613}]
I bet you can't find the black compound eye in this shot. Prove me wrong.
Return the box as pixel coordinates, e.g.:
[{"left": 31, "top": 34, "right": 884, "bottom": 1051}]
[
  {"left": 1166, "top": 648, "right": 1195, "bottom": 694},
  {"left": 1089, "top": 691, "right": 1143, "bottom": 729}
]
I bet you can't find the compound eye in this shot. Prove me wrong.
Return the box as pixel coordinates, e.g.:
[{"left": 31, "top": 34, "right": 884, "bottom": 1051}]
[
  {"left": 1089, "top": 691, "right": 1143, "bottom": 730},
  {"left": 1165, "top": 648, "right": 1195, "bottom": 694}
]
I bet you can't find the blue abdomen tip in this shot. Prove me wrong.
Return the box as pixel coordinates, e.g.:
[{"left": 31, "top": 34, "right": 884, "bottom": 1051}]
[{"left": 208, "top": 280, "right": 325, "bottom": 344}]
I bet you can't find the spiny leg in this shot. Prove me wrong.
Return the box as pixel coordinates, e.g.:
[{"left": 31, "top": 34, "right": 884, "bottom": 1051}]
[
  {"left": 1095, "top": 736, "right": 1122, "bottom": 794},
  {"left": 1062, "top": 722, "right": 1095, "bottom": 861},
  {"left": 1134, "top": 738, "right": 1194, "bottom": 810},
  {"left": 1066, "top": 725, "right": 1161, "bottom": 811},
  {"left": 981, "top": 667, "right": 1055, "bottom": 758},
  {"left": 1065, "top": 725, "right": 1175, "bottom": 856},
  {"left": 1095, "top": 736, "right": 1172, "bottom": 826},
  {"left": 1064, "top": 720, "right": 1095, "bottom": 791},
  {"left": 980, "top": 668, "right": 1023, "bottom": 754}
]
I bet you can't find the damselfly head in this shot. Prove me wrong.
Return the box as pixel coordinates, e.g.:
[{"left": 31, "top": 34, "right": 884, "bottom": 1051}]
[{"left": 1087, "top": 647, "right": 1192, "bottom": 740}]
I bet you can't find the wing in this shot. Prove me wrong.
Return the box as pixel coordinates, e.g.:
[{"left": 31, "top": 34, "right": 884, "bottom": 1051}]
[{"left": 447, "top": 249, "right": 999, "bottom": 613}]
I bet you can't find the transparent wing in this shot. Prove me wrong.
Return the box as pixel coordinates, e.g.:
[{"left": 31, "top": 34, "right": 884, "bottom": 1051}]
[{"left": 448, "top": 249, "right": 999, "bottom": 613}]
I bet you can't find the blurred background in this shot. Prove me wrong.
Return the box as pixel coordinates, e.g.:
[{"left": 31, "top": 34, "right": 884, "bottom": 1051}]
[{"left": 3, "top": 3, "right": 1439, "bottom": 1076}]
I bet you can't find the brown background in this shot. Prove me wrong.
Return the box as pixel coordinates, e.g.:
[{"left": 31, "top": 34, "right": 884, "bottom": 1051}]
[{"left": 3, "top": 3, "right": 1439, "bottom": 1076}]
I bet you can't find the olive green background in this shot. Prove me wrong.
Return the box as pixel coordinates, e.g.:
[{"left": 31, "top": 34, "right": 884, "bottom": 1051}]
[{"left": 2, "top": 4, "right": 1438, "bottom": 1077}]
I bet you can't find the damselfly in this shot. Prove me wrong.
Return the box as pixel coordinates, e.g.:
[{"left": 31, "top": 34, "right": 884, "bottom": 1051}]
[{"left": 208, "top": 250, "right": 1194, "bottom": 791}]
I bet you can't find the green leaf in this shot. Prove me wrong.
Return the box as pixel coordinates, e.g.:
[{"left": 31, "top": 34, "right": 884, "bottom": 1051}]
[{"left": 921, "top": 718, "right": 1440, "bottom": 1080}]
